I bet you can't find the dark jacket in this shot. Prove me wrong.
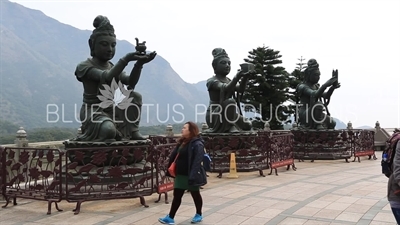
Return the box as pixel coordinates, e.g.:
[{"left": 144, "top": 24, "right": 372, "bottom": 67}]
[
  {"left": 167, "top": 137, "right": 206, "bottom": 186},
  {"left": 388, "top": 141, "right": 400, "bottom": 202}
]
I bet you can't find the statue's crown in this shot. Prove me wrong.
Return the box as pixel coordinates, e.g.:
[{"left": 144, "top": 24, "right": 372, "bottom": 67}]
[
  {"left": 212, "top": 48, "right": 229, "bottom": 59},
  {"left": 92, "top": 15, "right": 115, "bottom": 35},
  {"left": 307, "top": 59, "right": 319, "bottom": 69}
]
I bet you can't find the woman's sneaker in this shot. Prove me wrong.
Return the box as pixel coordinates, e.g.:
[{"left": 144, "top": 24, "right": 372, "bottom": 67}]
[
  {"left": 158, "top": 215, "right": 175, "bottom": 225},
  {"left": 191, "top": 214, "right": 203, "bottom": 223}
]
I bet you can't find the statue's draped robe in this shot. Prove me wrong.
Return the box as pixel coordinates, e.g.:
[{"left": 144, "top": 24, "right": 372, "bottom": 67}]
[
  {"left": 296, "top": 83, "right": 335, "bottom": 129},
  {"left": 205, "top": 76, "right": 250, "bottom": 133},
  {"left": 73, "top": 59, "right": 142, "bottom": 141}
]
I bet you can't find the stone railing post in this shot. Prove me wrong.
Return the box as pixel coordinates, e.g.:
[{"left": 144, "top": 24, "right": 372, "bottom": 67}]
[
  {"left": 347, "top": 121, "right": 353, "bottom": 130},
  {"left": 165, "top": 124, "right": 174, "bottom": 137},
  {"left": 15, "top": 127, "right": 28, "bottom": 148},
  {"left": 375, "top": 121, "right": 380, "bottom": 131},
  {"left": 264, "top": 122, "right": 271, "bottom": 132},
  {"left": 13, "top": 127, "right": 28, "bottom": 165}
]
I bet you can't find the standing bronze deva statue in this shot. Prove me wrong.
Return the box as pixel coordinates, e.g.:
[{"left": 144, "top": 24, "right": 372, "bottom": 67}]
[
  {"left": 296, "top": 59, "right": 340, "bottom": 130},
  {"left": 204, "top": 48, "right": 254, "bottom": 133},
  {"left": 73, "top": 15, "right": 157, "bottom": 142}
]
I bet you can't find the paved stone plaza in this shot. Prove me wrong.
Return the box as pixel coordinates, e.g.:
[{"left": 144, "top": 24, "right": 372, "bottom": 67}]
[{"left": 0, "top": 156, "right": 396, "bottom": 225}]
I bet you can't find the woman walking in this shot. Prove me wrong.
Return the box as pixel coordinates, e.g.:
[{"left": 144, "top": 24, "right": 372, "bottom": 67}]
[{"left": 159, "top": 122, "right": 207, "bottom": 225}]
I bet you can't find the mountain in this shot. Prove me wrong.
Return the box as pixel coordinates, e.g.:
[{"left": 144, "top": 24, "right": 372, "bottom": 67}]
[
  {"left": 0, "top": 0, "right": 208, "bottom": 129},
  {"left": 192, "top": 80, "right": 207, "bottom": 93},
  {"left": 0, "top": 1, "right": 352, "bottom": 131},
  {"left": 334, "top": 118, "right": 347, "bottom": 129}
]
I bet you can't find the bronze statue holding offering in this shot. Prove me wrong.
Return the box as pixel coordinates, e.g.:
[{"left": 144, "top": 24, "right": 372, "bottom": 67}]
[
  {"left": 204, "top": 48, "right": 254, "bottom": 133},
  {"left": 73, "top": 15, "right": 157, "bottom": 142},
  {"left": 296, "top": 59, "right": 340, "bottom": 130}
]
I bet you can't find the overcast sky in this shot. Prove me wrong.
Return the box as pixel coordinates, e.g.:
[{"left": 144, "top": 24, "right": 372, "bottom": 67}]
[{"left": 9, "top": 0, "right": 400, "bottom": 128}]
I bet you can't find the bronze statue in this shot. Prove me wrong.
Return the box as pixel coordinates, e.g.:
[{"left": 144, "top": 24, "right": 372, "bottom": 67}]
[
  {"left": 204, "top": 48, "right": 253, "bottom": 133},
  {"left": 73, "top": 15, "right": 156, "bottom": 142},
  {"left": 296, "top": 59, "right": 340, "bottom": 130}
]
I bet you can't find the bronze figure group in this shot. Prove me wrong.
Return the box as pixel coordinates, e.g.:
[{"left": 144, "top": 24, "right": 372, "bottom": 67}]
[{"left": 72, "top": 15, "right": 340, "bottom": 142}]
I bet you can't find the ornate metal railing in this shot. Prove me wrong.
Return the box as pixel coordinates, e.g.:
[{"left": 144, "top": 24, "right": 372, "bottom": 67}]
[
  {"left": 292, "top": 130, "right": 351, "bottom": 162},
  {"left": 1, "top": 147, "right": 63, "bottom": 214},
  {"left": 267, "top": 133, "right": 296, "bottom": 175},
  {"left": 152, "top": 143, "right": 176, "bottom": 204},
  {"left": 0, "top": 129, "right": 375, "bottom": 215},
  {"left": 347, "top": 129, "right": 376, "bottom": 162},
  {"left": 202, "top": 132, "right": 294, "bottom": 177},
  {"left": 203, "top": 134, "right": 266, "bottom": 177},
  {"left": 64, "top": 145, "right": 153, "bottom": 214},
  {"left": 292, "top": 129, "right": 376, "bottom": 162}
]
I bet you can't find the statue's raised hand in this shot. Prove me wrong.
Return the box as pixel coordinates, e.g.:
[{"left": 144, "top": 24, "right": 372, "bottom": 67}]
[
  {"left": 124, "top": 51, "right": 149, "bottom": 62},
  {"left": 236, "top": 69, "right": 253, "bottom": 79},
  {"left": 333, "top": 82, "right": 341, "bottom": 89},
  {"left": 325, "top": 76, "right": 338, "bottom": 87},
  {"left": 332, "top": 69, "right": 339, "bottom": 87},
  {"left": 235, "top": 69, "right": 244, "bottom": 78},
  {"left": 137, "top": 51, "right": 157, "bottom": 65}
]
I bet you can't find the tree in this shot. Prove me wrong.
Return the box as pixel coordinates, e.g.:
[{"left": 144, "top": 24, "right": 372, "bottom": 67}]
[
  {"left": 287, "top": 56, "right": 307, "bottom": 123},
  {"left": 242, "top": 45, "right": 290, "bottom": 130}
]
